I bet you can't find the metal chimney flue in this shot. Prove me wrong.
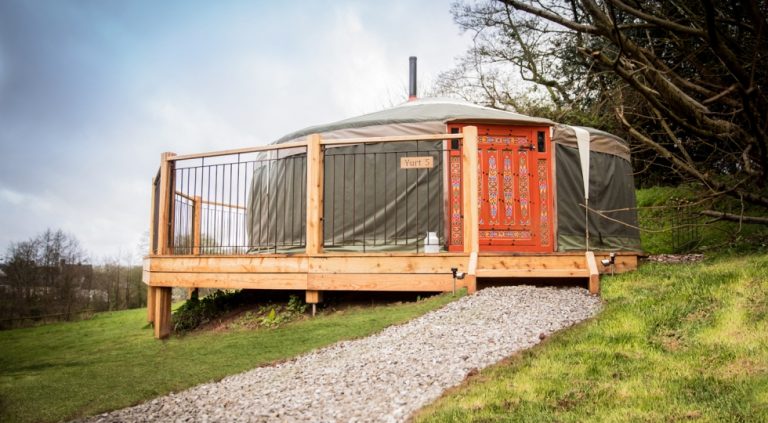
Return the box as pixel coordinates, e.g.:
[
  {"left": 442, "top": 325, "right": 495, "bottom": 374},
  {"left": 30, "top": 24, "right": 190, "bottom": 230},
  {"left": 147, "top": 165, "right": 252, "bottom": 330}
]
[{"left": 408, "top": 56, "right": 417, "bottom": 101}]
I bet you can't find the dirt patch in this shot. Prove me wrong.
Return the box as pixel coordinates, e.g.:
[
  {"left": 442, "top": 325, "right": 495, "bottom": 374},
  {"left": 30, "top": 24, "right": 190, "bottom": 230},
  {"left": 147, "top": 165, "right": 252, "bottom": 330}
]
[
  {"left": 719, "top": 358, "right": 768, "bottom": 379},
  {"left": 654, "top": 330, "right": 686, "bottom": 352}
]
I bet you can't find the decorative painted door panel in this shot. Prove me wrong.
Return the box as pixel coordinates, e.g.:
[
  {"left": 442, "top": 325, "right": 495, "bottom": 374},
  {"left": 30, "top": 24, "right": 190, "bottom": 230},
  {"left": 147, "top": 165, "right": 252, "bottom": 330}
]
[{"left": 447, "top": 124, "right": 554, "bottom": 252}]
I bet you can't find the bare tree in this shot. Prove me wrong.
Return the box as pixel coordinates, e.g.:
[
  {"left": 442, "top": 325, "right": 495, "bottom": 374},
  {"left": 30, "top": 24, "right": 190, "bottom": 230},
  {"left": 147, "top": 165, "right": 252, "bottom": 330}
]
[
  {"left": 440, "top": 0, "right": 768, "bottom": 221},
  {"left": 1, "top": 229, "right": 90, "bottom": 323}
]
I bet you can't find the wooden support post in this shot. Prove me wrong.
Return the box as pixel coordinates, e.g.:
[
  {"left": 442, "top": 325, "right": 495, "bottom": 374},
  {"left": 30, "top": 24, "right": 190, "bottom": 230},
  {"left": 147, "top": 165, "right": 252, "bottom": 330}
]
[
  {"left": 461, "top": 126, "right": 479, "bottom": 254},
  {"left": 146, "top": 285, "right": 156, "bottom": 323},
  {"left": 306, "top": 290, "right": 322, "bottom": 304},
  {"left": 154, "top": 287, "right": 172, "bottom": 339},
  {"left": 585, "top": 251, "right": 600, "bottom": 295},
  {"left": 306, "top": 290, "right": 322, "bottom": 317},
  {"left": 461, "top": 127, "right": 480, "bottom": 294},
  {"left": 466, "top": 252, "right": 478, "bottom": 294},
  {"left": 306, "top": 134, "right": 324, "bottom": 255},
  {"left": 187, "top": 287, "right": 199, "bottom": 300},
  {"left": 192, "top": 196, "right": 202, "bottom": 255},
  {"left": 157, "top": 152, "right": 176, "bottom": 256}
]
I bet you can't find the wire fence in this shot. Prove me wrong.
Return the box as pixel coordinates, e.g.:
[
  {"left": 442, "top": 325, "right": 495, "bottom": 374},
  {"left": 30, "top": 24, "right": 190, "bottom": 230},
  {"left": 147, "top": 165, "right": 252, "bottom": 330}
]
[
  {"left": 159, "top": 141, "right": 448, "bottom": 255},
  {"left": 322, "top": 141, "right": 446, "bottom": 252},
  {"left": 169, "top": 150, "right": 307, "bottom": 255}
]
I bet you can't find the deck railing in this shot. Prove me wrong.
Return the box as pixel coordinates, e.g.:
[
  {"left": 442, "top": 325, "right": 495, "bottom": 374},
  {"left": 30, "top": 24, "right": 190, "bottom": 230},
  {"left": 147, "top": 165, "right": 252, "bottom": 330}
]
[{"left": 149, "top": 129, "right": 479, "bottom": 256}]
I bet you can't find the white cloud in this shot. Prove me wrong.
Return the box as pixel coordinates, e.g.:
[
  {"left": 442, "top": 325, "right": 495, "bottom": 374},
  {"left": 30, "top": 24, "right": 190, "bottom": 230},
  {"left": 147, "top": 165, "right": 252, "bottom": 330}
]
[
  {"left": 0, "top": 186, "right": 53, "bottom": 211},
  {"left": 0, "top": 0, "right": 472, "bottom": 261}
]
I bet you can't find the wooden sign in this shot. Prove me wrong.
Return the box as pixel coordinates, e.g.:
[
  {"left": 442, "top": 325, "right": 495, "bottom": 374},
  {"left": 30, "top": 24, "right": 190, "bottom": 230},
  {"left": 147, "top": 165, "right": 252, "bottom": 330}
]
[{"left": 400, "top": 156, "right": 434, "bottom": 169}]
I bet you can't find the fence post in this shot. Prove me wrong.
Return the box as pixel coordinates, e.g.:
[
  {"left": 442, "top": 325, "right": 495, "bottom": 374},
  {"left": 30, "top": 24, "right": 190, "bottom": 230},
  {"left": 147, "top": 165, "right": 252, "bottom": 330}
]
[
  {"left": 152, "top": 152, "right": 175, "bottom": 336},
  {"left": 462, "top": 126, "right": 479, "bottom": 293},
  {"left": 192, "top": 196, "right": 202, "bottom": 255},
  {"left": 306, "top": 134, "right": 324, "bottom": 255},
  {"left": 156, "top": 152, "right": 176, "bottom": 256},
  {"left": 305, "top": 134, "right": 324, "bottom": 307}
]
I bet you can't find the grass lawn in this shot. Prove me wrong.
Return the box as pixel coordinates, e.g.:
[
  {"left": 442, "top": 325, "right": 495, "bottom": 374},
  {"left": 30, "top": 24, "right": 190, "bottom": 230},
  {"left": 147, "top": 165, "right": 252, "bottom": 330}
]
[
  {"left": 0, "top": 292, "right": 460, "bottom": 423},
  {"left": 415, "top": 254, "right": 768, "bottom": 422}
]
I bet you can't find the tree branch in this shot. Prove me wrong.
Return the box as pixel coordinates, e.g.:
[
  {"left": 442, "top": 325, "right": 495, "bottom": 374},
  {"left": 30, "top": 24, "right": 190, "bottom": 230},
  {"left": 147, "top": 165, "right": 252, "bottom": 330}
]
[
  {"left": 700, "top": 210, "right": 768, "bottom": 225},
  {"left": 501, "top": 0, "right": 601, "bottom": 34}
]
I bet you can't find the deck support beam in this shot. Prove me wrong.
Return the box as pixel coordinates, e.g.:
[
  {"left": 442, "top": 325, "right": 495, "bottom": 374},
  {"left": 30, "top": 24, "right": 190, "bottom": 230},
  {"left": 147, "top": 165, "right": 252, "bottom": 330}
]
[
  {"left": 306, "top": 289, "right": 323, "bottom": 304},
  {"left": 154, "top": 287, "right": 172, "bottom": 339},
  {"left": 146, "top": 285, "right": 156, "bottom": 323},
  {"left": 306, "top": 290, "right": 322, "bottom": 316}
]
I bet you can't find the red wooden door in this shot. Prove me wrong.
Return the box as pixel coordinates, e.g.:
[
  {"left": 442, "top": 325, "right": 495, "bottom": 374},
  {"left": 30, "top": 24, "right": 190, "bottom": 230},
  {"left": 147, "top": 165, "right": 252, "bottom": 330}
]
[{"left": 448, "top": 124, "right": 554, "bottom": 252}]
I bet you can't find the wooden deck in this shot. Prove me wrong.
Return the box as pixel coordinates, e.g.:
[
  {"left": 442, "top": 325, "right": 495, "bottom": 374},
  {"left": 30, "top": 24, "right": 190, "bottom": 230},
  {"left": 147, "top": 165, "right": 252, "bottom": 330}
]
[
  {"left": 143, "top": 251, "right": 637, "bottom": 338},
  {"left": 144, "top": 128, "right": 640, "bottom": 339},
  {"left": 143, "top": 251, "right": 637, "bottom": 292}
]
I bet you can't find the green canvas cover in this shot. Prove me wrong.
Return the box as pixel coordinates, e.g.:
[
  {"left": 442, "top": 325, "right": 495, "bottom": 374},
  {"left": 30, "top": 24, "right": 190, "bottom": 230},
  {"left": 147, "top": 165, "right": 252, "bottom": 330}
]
[
  {"left": 246, "top": 141, "right": 444, "bottom": 252},
  {"left": 553, "top": 126, "right": 641, "bottom": 251},
  {"left": 246, "top": 100, "right": 640, "bottom": 253},
  {"left": 248, "top": 99, "right": 549, "bottom": 252}
]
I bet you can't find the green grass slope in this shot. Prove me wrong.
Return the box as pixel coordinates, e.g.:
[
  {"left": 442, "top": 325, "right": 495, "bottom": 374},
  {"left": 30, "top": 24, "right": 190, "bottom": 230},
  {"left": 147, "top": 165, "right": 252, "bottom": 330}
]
[
  {"left": 0, "top": 293, "right": 459, "bottom": 423},
  {"left": 415, "top": 254, "right": 768, "bottom": 422},
  {"left": 637, "top": 186, "right": 768, "bottom": 254}
]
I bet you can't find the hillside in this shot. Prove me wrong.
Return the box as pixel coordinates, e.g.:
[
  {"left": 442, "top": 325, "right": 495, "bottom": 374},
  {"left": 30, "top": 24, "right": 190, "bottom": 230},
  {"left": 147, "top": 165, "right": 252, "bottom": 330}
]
[{"left": 416, "top": 253, "right": 768, "bottom": 421}]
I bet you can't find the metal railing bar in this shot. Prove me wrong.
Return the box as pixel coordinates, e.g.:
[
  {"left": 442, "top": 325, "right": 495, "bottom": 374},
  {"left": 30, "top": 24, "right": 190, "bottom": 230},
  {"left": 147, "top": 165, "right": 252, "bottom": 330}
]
[
  {"left": 321, "top": 133, "right": 463, "bottom": 145},
  {"left": 169, "top": 133, "right": 460, "bottom": 162},
  {"left": 171, "top": 140, "right": 308, "bottom": 161}
]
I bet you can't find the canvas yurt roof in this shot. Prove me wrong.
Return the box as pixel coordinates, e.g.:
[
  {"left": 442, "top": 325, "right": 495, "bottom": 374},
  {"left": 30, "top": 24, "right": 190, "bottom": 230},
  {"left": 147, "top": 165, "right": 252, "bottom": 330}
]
[
  {"left": 552, "top": 124, "right": 630, "bottom": 161},
  {"left": 274, "top": 98, "right": 554, "bottom": 144}
]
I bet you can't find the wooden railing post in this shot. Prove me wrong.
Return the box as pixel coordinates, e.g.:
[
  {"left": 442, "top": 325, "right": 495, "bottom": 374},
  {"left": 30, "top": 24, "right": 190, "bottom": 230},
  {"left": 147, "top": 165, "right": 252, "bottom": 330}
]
[
  {"left": 156, "top": 152, "right": 176, "bottom": 256},
  {"left": 462, "top": 126, "right": 479, "bottom": 254},
  {"left": 306, "top": 134, "right": 324, "bottom": 255},
  {"left": 152, "top": 152, "right": 175, "bottom": 336},
  {"left": 192, "top": 196, "right": 202, "bottom": 255},
  {"left": 462, "top": 126, "right": 479, "bottom": 293},
  {"left": 305, "top": 134, "right": 324, "bottom": 307}
]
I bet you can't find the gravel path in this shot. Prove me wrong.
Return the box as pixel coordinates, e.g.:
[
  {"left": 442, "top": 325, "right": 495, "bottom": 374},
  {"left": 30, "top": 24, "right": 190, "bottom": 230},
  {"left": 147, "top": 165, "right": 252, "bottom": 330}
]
[{"left": 84, "top": 286, "right": 601, "bottom": 423}]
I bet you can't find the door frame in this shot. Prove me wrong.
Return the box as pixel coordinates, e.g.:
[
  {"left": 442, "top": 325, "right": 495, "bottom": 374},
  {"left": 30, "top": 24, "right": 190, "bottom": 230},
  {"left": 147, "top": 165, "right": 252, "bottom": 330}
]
[{"left": 446, "top": 122, "right": 555, "bottom": 253}]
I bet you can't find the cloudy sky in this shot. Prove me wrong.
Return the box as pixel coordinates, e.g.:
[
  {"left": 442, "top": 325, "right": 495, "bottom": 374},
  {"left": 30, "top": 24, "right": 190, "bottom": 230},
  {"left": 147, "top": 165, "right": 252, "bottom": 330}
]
[{"left": 0, "top": 0, "right": 471, "bottom": 262}]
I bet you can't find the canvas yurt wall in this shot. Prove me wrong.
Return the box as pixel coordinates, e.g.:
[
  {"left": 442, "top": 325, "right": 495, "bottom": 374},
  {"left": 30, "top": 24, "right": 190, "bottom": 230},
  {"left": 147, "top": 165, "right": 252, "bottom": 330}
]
[
  {"left": 552, "top": 125, "right": 641, "bottom": 252},
  {"left": 245, "top": 99, "right": 641, "bottom": 253}
]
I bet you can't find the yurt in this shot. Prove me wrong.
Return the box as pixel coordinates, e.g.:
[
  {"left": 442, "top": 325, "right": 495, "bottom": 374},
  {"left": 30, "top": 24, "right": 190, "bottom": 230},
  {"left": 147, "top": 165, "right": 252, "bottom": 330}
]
[{"left": 246, "top": 98, "right": 641, "bottom": 254}]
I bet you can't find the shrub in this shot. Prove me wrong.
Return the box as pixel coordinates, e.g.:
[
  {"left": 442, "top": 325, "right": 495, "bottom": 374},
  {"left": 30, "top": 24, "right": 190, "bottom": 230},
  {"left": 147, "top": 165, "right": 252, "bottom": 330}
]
[{"left": 172, "top": 290, "right": 242, "bottom": 333}]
